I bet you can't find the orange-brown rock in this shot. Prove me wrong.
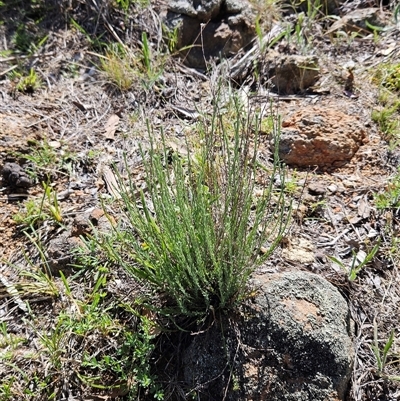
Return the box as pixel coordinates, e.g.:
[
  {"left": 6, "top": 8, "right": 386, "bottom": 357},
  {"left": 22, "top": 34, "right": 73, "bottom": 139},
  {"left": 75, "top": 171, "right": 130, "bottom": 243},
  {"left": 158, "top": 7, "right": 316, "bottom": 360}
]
[{"left": 277, "top": 107, "right": 367, "bottom": 169}]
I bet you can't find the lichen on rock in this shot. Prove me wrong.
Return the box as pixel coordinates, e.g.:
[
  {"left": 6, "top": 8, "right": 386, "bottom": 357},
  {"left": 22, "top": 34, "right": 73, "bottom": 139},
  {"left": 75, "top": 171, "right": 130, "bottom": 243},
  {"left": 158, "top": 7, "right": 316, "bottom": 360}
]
[{"left": 182, "top": 271, "right": 354, "bottom": 400}]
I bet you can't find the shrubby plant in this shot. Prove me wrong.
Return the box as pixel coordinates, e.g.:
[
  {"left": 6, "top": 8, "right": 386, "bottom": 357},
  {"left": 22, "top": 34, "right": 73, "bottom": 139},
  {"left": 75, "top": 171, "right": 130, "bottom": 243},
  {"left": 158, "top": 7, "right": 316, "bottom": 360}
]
[{"left": 98, "top": 89, "right": 290, "bottom": 321}]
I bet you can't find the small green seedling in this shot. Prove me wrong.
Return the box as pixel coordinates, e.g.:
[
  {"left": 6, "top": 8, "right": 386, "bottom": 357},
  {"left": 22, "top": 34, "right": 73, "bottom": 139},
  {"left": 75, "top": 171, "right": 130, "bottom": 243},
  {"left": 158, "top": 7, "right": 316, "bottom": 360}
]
[
  {"left": 115, "top": 0, "right": 131, "bottom": 11},
  {"left": 15, "top": 138, "right": 75, "bottom": 181},
  {"left": 13, "top": 182, "right": 62, "bottom": 229},
  {"left": 141, "top": 32, "right": 152, "bottom": 75},
  {"left": 15, "top": 68, "right": 41, "bottom": 93},
  {"left": 371, "top": 318, "right": 400, "bottom": 381},
  {"left": 370, "top": 60, "right": 400, "bottom": 147},
  {"left": 371, "top": 323, "right": 394, "bottom": 375},
  {"left": 162, "top": 23, "right": 180, "bottom": 53},
  {"left": 43, "top": 182, "right": 63, "bottom": 223},
  {"left": 13, "top": 198, "right": 47, "bottom": 229},
  {"left": 116, "top": 0, "right": 149, "bottom": 9},
  {"left": 329, "top": 240, "right": 380, "bottom": 281}
]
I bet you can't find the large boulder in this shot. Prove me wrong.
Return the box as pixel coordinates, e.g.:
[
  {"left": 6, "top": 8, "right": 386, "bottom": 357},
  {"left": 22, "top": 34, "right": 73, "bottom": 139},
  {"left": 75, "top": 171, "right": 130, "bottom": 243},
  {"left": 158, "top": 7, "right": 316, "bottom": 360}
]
[
  {"left": 164, "top": 0, "right": 256, "bottom": 69},
  {"left": 182, "top": 271, "right": 354, "bottom": 400}
]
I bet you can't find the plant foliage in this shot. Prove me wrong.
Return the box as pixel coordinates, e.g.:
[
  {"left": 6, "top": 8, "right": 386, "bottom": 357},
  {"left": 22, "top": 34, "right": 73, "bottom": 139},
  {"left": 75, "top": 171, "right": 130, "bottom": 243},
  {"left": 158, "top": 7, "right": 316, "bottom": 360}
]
[{"left": 99, "top": 91, "right": 290, "bottom": 321}]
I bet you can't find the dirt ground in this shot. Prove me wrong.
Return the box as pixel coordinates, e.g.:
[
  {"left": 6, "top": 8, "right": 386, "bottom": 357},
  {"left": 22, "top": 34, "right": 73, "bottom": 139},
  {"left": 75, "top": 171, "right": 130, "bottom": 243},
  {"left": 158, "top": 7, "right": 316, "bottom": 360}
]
[{"left": 1, "top": 0, "right": 400, "bottom": 400}]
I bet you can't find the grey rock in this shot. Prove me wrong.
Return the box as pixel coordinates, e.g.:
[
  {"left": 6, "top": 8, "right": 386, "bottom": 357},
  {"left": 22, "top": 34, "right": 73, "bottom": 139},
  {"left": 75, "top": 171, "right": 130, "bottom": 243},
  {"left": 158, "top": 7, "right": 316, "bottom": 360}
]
[
  {"left": 284, "top": 0, "right": 345, "bottom": 15},
  {"left": 1, "top": 162, "right": 32, "bottom": 188},
  {"left": 168, "top": 0, "right": 221, "bottom": 21},
  {"left": 71, "top": 208, "right": 114, "bottom": 237},
  {"left": 266, "top": 54, "right": 320, "bottom": 95},
  {"left": 71, "top": 213, "right": 92, "bottom": 237},
  {"left": 47, "top": 231, "right": 83, "bottom": 275},
  {"left": 326, "top": 8, "right": 388, "bottom": 35},
  {"left": 308, "top": 182, "right": 327, "bottom": 196},
  {"left": 182, "top": 271, "right": 354, "bottom": 400},
  {"left": 225, "top": 0, "right": 243, "bottom": 13},
  {"left": 165, "top": 0, "right": 256, "bottom": 69}
]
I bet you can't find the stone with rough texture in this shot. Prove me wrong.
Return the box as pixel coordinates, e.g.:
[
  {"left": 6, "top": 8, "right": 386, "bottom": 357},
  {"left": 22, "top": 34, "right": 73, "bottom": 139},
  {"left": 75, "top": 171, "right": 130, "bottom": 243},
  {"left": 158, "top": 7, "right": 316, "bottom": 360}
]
[
  {"left": 281, "top": 236, "right": 315, "bottom": 264},
  {"left": 47, "top": 231, "right": 83, "bottom": 275},
  {"left": 71, "top": 214, "right": 92, "bottom": 237},
  {"left": 266, "top": 54, "right": 320, "bottom": 94},
  {"left": 70, "top": 208, "right": 111, "bottom": 237},
  {"left": 277, "top": 107, "right": 366, "bottom": 168},
  {"left": 168, "top": 0, "right": 221, "bottom": 21},
  {"left": 165, "top": 0, "right": 256, "bottom": 69},
  {"left": 284, "top": 0, "right": 345, "bottom": 15},
  {"left": 326, "top": 8, "right": 388, "bottom": 35},
  {"left": 1, "top": 162, "right": 32, "bottom": 188},
  {"left": 182, "top": 271, "right": 354, "bottom": 400}
]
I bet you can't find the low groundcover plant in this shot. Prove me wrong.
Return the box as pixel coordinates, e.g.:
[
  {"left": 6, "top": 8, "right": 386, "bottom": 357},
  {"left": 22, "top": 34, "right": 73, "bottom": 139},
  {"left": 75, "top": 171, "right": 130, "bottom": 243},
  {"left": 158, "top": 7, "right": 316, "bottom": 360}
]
[{"left": 98, "top": 91, "right": 290, "bottom": 322}]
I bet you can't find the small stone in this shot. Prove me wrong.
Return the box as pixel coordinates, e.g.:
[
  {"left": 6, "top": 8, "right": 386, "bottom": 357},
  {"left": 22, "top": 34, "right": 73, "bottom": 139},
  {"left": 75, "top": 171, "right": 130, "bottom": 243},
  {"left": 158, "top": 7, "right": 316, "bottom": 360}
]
[
  {"left": 308, "top": 182, "right": 327, "bottom": 196},
  {"left": 266, "top": 54, "right": 320, "bottom": 95},
  {"left": 326, "top": 8, "right": 388, "bottom": 35},
  {"left": 90, "top": 208, "right": 104, "bottom": 223},
  {"left": 71, "top": 214, "right": 92, "bottom": 237},
  {"left": 342, "top": 180, "right": 357, "bottom": 188},
  {"left": 281, "top": 237, "right": 315, "bottom": 264},
  {"left": 16, "top": 176, "right": 32, "bottom": 188},
  {"left": 165, "top": 0, "right": 256, "bottom": 69},
  {"left": 1, "top": 162, "right": 32, "bottom": 188},
  {"left": 327, "top": 184, "right": 338, "bottom": 193},
  {"left": 47, "top": 232, "right": 83, "bottom": 274},
  {"left": 97, "top": 214, "right": 116, "bottom": 234},
  {"left": 48, "top": 140, "right": 61, "bottom": 148}
]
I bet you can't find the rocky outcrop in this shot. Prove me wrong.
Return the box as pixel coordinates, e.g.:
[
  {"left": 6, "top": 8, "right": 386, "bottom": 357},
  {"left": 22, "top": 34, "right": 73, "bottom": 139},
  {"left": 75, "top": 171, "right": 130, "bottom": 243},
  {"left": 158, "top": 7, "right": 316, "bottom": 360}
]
[
  {"left": 276, "top": 107, "right": 367, "bottom": 169},
  {"left": 182, "top": 271, "right": 354, "bottom": 400},
  {"left": 164, "top": 0, "right": 256, "bottom": 69}
]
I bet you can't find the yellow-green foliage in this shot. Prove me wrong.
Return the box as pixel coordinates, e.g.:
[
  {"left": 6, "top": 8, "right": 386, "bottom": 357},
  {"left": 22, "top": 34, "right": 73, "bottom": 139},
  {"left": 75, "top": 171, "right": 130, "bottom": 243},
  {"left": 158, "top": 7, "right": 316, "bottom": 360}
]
[
  {"left": 10, "top": 68, "right": 42, "bottom": 93},
  {"left": 372, "top": 63, "right": 400, "bottom": 144},
  {"left": 380, "top": 63, "right": 400, "bottom": 92},
  {"left": 101, "top": 48, "right": 136, "bottom": 91}
]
